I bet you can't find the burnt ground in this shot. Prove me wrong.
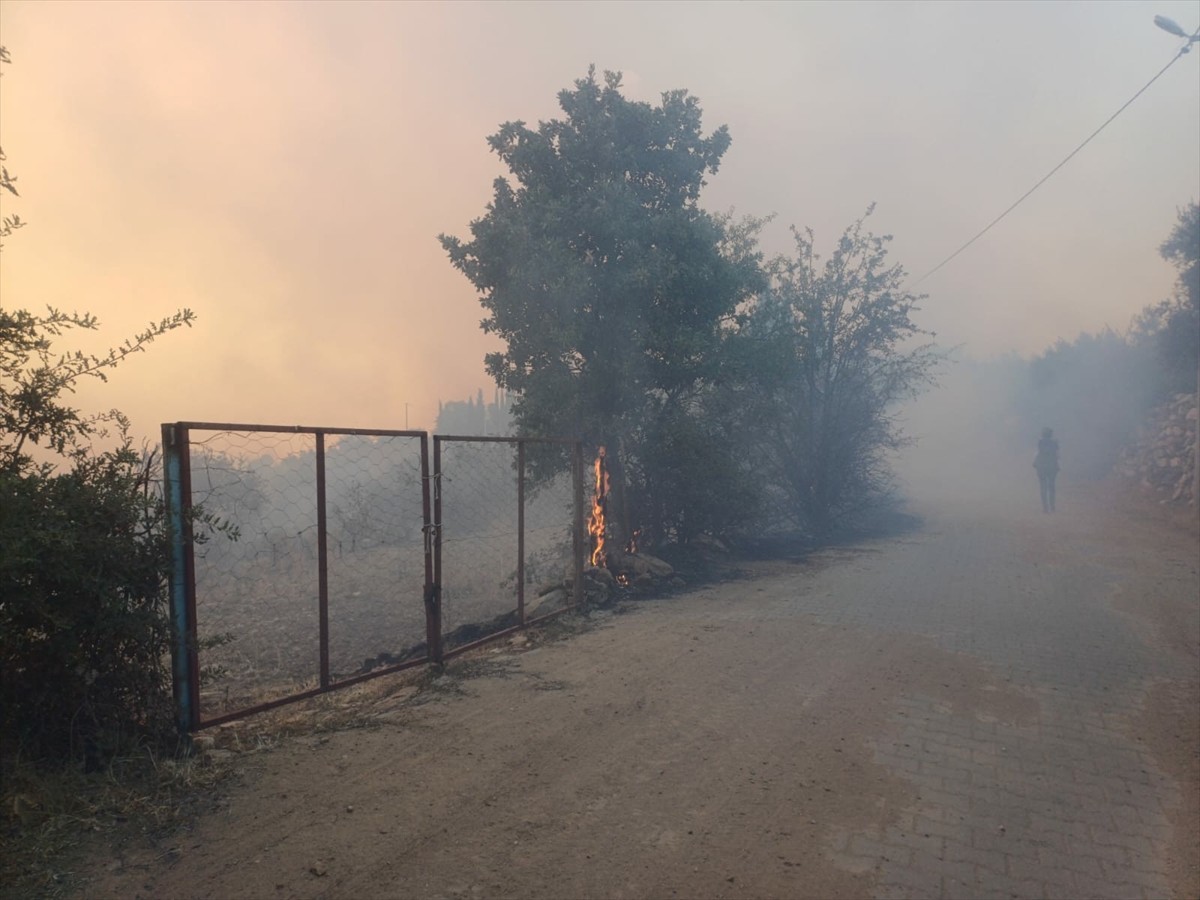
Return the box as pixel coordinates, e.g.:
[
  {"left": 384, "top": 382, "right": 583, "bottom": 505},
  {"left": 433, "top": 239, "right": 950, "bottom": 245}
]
[{"left": 73, "top": 480, "right": 1198, "bottom": 899}]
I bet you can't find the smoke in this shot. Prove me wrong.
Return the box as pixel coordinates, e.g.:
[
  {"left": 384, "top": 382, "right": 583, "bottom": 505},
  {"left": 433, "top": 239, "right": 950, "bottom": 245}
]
[
  {"left": 893, "top": 327, "right": 1171, "bottom": 519},
  {"left": 892, "top": 354, "right": 1035, "bottom": 517}
]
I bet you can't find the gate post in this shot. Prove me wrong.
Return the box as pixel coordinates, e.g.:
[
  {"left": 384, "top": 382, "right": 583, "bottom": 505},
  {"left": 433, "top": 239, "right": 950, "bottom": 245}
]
[
  {"left": 517, "top": 441, "right": 526, "bottom": 625},
  {"left": 315, "top": 432, "right": 330, "bottom": 689},
  {"left": 162, "top": 423, "right": 199, "bottom": 735},
  {"left": 573, "top": 441, "right": 585, "bottom": 608},
  {"left": 425, "top": 435, "right": 443, "bottom": 664}
]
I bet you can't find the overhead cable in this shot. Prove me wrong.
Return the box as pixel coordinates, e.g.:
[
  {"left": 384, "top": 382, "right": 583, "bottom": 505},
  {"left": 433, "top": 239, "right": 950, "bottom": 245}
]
[{"left": 913, "top": 41, "right": 1197, "bottom": 287}]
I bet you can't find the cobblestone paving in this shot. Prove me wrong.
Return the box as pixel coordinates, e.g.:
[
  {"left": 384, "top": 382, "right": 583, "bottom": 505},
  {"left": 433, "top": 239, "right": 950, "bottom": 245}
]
[{"left": 794, "top": 500, "right": 1197, "bottom": 899}]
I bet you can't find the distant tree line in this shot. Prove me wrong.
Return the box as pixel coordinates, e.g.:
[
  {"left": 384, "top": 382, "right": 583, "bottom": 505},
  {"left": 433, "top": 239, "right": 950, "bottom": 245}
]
[
  {"left": 436, "top": 388, "right": 513, "bottom": 435},
  {"left": 1014, "top": 202, "right": 1198, "bottom": 480}
]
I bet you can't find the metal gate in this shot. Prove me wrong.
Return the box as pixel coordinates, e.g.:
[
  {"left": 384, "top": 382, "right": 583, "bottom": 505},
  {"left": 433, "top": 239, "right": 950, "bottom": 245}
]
[{"left": 162, "top": 422, "right": 584, "bottom": 732}]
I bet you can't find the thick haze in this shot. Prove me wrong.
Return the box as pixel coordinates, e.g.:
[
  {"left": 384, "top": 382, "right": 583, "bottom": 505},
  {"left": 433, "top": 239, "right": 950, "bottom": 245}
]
[{"left": 1, "top": 0, "right": 1197, "bottom": 443}]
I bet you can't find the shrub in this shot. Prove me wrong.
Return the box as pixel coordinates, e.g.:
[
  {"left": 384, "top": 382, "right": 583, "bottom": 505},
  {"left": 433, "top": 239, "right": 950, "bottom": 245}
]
[
  {"left": 0, "top": 437, "right": 177, "bottom": 765},
  {"left": 0, "top": 307, "right": 204, "bottom": 767}
]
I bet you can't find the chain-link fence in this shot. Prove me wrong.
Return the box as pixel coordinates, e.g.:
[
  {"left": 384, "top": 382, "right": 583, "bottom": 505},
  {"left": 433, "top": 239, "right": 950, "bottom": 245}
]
[
  {"left": 435, "top": 437, "right": 581, "bottom": 653},
  {"left": 188, "top": 428, "right": 321, "bottom": 719},
  {"left": 162, "top": 423, "right": 583, "bottom": 730}
]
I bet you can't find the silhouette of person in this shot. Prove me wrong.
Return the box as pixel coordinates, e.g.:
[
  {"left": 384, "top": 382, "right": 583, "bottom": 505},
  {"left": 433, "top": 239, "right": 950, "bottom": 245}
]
[{"left": 1034, "top": 427, "right": 1059, "bottom": 513}]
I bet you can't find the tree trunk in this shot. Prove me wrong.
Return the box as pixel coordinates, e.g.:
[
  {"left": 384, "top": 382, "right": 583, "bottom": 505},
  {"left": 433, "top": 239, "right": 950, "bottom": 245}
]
[{"left": 598, "top": 435, "right": 631, "bottom": 564}]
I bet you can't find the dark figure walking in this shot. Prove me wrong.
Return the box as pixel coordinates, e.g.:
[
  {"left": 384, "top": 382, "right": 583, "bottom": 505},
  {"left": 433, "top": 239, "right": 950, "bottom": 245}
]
[{"left": 1034, "top": 427, "right": 1059, "bottom": 513}]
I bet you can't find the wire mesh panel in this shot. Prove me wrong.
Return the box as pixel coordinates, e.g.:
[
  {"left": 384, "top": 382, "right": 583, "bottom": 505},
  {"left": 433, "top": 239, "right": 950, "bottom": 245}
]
[
  {"left": 522, "top": 443, "right": 579, "bottom": 622},
  {"left": 164, "top": 423, "right": 579, "bottom": 728},
  {"left": 188, "top": 429, "right": 320, "bottom": 720},
  {"left": 437, "top": 438, "right": 521, "bottom": 651},
  {"left": 322, "top": 434, "right": 428, "bottom": 681}
]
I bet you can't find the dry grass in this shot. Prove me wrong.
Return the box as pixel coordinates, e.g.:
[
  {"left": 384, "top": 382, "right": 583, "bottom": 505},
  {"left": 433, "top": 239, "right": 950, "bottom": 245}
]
[
  {"left": 193, "top": 503, "right": 575, "bottom": 720},
  {"left": 0, "top": 678, "right": 417, "bottom": 898},
  {"left": 0, "top": 744, "right": 238, "bottom": 899}
]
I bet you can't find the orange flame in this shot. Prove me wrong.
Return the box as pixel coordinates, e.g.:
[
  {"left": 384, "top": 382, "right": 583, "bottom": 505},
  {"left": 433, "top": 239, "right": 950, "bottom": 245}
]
[{"left": 587, "top": 446, "right": 609, "bottom": 567}]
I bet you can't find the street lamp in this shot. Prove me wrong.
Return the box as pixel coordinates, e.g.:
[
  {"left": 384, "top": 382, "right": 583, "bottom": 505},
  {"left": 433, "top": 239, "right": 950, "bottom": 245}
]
[
  {"left": 1155, "top": 14, "right": 1200, "bottom": 503},
  {"left": 1153, "top": 15, "right": 1200, "bottom": 47}
]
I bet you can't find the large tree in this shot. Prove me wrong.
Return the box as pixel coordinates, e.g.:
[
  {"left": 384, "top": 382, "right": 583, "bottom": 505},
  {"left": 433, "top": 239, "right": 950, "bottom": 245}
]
[
  {"left": 441, "top": 68, "right": 762, "bottom": 546},
  {"left": 741, "top": 208, "right": 937, "bottom": 538}
]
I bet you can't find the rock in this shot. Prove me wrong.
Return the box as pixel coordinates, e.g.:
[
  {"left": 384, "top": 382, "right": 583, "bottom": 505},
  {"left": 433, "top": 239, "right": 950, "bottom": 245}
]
[
  {"left": 527, "top": 587, "right": 567, "bottom": 616},
  {"left": 583, "top": 575, "right": 611, "bottom": 604},
  {"left": 628, "top": 553, "right": 673, "bottom": 578},
  {"left": 563, "top": 562, "right": 582, "bottom": 586},
  {"left": 588, "top": 566, "right": 616, "bottom": 589},
  {"left": 691, "top": 534, "right": 729, "bottom": 554}
]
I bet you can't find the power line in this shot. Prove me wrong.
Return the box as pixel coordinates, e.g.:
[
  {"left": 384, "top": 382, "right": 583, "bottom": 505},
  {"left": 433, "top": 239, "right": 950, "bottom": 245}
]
[{"left": 913, "top": 42, "right": 1196, "bottom": 287}]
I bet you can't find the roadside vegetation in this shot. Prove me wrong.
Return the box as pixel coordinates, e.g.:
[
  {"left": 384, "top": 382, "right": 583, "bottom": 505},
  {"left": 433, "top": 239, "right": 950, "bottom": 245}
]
[{"left": 981, "top": 201, "right": 1198, "bottom": 487}]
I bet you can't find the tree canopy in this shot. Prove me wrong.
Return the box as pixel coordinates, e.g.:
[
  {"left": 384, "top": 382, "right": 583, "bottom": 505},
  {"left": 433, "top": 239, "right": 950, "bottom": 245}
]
[
  {"left": 441, "top": 67, "right": 763, "bottom": 543},
  {"left": 739, "top": 209, "right": 938, "bottom": 536},
  {"left": 442, "top": 68, "right": 760, "bottom": 436}
]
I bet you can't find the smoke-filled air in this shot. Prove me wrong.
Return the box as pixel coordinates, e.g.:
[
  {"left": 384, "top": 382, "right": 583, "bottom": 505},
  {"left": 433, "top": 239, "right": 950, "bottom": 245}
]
[{"left": 2, "top": 3, "right": 1198, "bottom": 898}]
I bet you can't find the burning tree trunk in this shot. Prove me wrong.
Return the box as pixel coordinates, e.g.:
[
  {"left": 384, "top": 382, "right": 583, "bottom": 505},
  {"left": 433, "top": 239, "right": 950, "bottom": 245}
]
[
  {"left": 588, "top": 447, "right": 611, "bottom": 567},
  {"left": 564, "top": 442, "right": 678, "bottom": 604},
  {"left": 588, "top": 441, "right": 634, "bottom": 570}
]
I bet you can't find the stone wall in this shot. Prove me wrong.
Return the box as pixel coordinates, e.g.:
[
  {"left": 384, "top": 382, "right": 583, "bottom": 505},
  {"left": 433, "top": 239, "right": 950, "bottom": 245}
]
[{"left": 1115, "top": 392, "right": 1198, "bottom": 504}]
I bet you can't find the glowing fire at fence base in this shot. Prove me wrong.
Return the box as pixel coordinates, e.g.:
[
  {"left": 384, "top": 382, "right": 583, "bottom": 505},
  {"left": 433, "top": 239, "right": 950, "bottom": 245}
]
[
  {"left": 588, "top": 447, "right": 610, "bottom": 567},
  {"left": 586, "top": 447, "right": 642, "bottom": 574},
  {"left": 574, "top": 448, "right": 679, "bottom": 599}
]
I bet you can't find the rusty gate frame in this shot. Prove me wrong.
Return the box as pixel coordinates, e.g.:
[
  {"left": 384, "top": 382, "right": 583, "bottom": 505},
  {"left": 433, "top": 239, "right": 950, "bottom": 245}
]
[
  {"left": 432, "top": 435, "right": 587, "bottom": 662},
  {"left": 162, "top": 421, "right": 585, "bottom": 733}
]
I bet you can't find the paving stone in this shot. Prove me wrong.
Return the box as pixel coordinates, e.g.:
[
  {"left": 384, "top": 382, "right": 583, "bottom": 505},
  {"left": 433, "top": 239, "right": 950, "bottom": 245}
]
[{"left": 795, "top": 507, "right": 1190, "bottom": 900}]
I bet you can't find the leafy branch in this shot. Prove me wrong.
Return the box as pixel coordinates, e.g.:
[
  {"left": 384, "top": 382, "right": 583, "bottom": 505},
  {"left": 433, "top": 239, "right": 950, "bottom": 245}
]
[{"left": 1, "top": 308, "right": 195, "bottom": 472}]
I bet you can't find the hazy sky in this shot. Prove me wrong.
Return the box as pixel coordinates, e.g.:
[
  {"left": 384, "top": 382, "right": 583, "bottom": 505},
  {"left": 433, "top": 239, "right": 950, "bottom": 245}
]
[{"left": 2, "top": 0, "right": 1198, "bottom": 442}]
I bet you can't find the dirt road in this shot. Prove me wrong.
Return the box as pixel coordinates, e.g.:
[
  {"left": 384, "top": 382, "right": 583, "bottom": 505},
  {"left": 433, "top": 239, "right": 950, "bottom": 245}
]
[{"left": 84, "top": 482, "right": 1199, "bottom": 900}]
